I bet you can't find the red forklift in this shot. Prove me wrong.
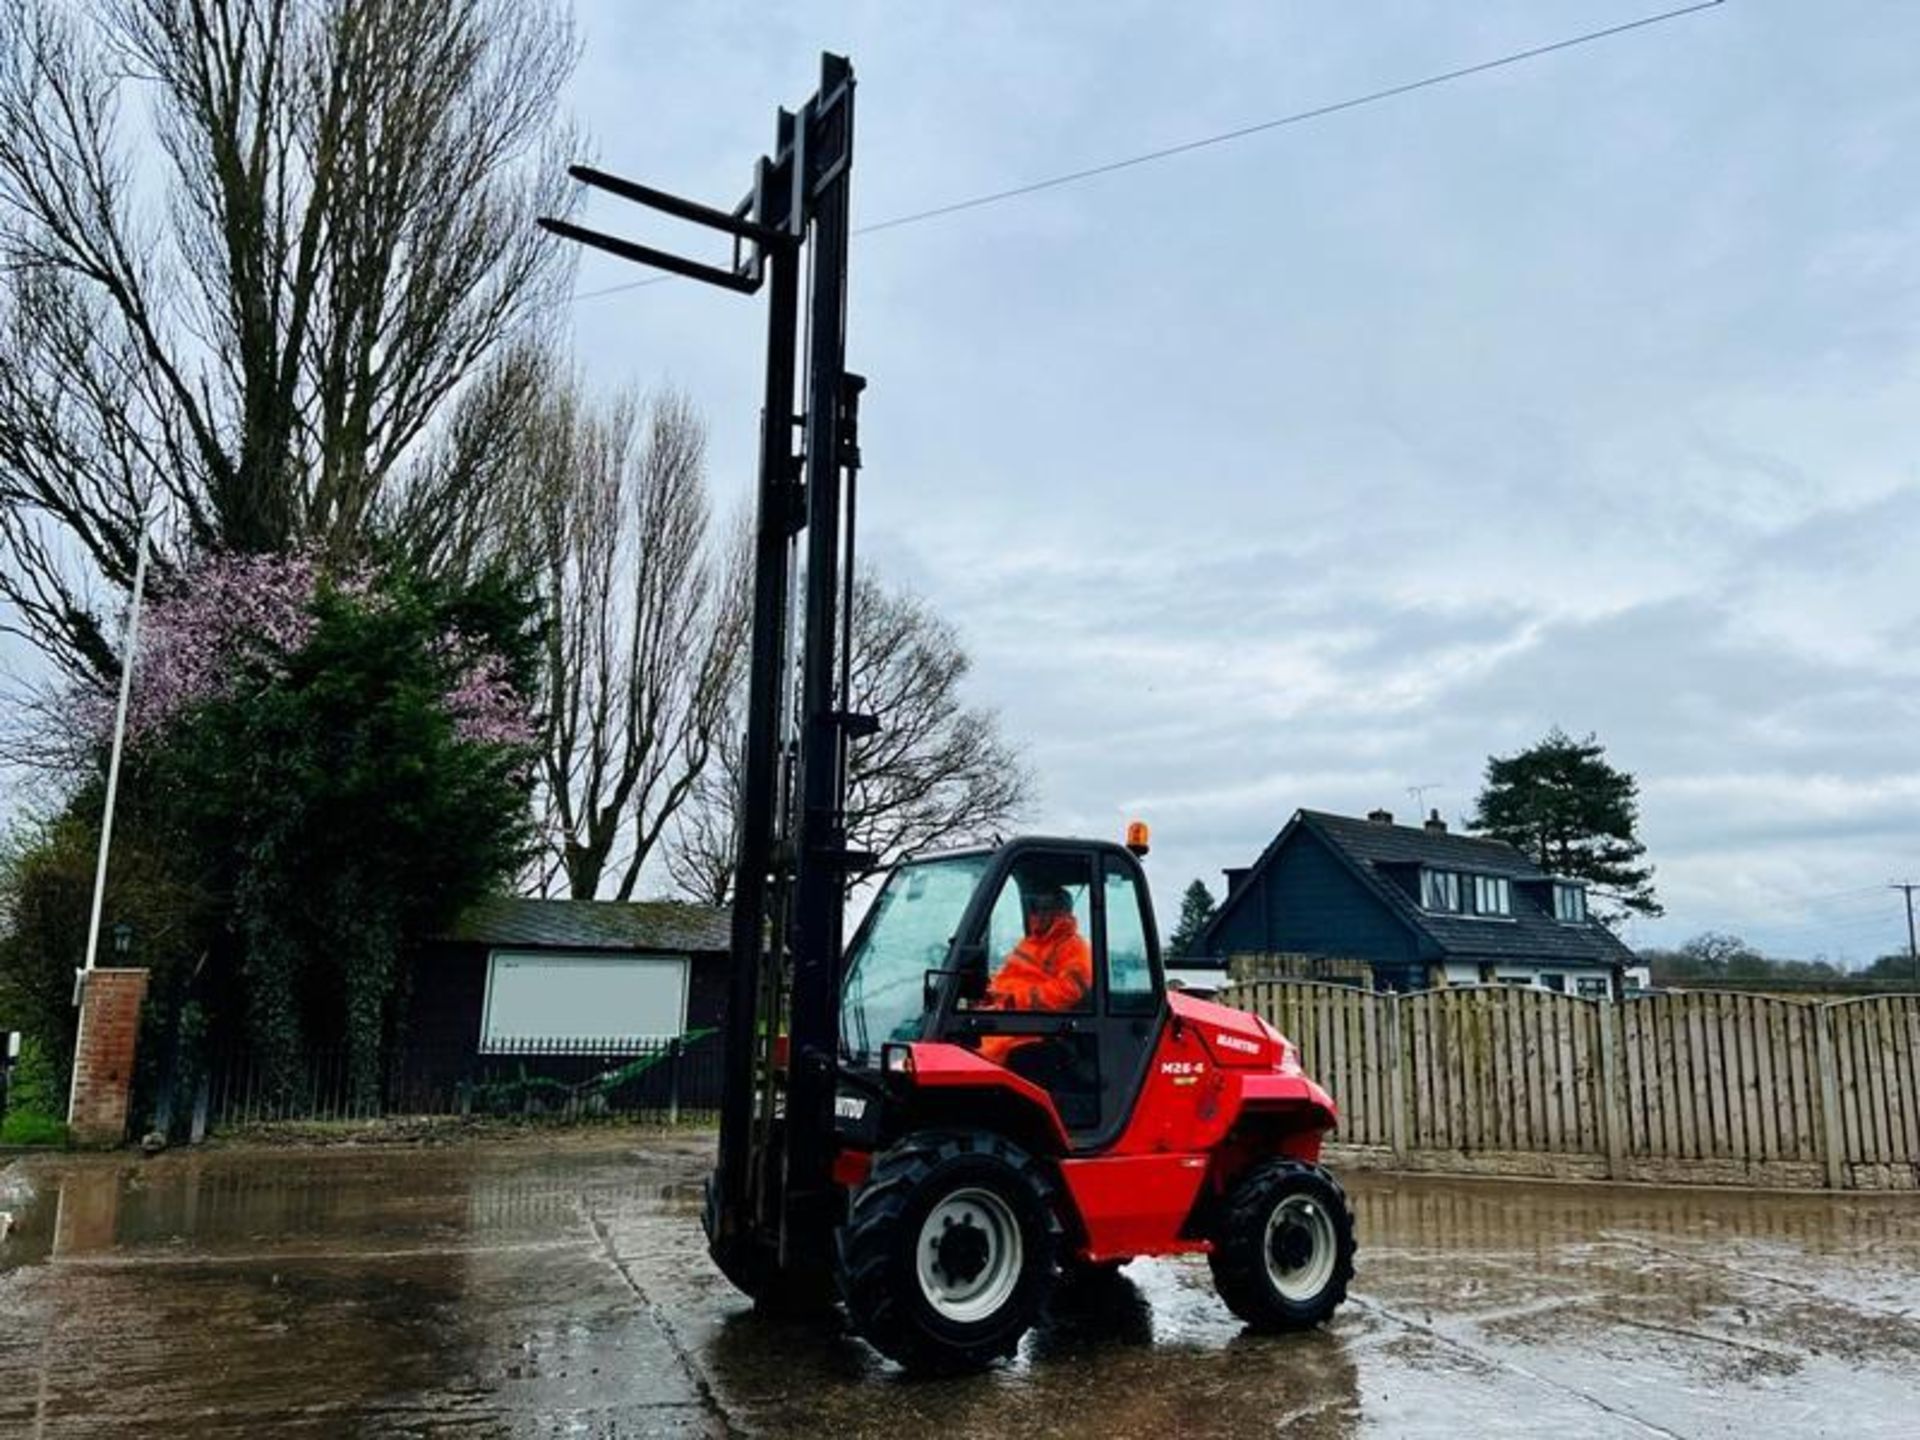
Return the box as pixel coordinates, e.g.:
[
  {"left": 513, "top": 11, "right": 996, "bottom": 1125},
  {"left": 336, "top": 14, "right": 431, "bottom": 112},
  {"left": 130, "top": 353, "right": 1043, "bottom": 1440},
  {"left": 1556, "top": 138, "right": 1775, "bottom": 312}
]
[{"left": 543, "top": 53, "right": 1355, "bottom": 1373}]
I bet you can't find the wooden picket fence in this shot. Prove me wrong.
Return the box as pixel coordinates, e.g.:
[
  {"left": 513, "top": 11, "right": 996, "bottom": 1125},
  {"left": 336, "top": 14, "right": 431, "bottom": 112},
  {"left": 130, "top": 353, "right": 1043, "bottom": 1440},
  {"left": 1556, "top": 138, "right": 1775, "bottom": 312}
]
[{"left": 1224, "top": 980, "right": 1920, "bottom": 1190}]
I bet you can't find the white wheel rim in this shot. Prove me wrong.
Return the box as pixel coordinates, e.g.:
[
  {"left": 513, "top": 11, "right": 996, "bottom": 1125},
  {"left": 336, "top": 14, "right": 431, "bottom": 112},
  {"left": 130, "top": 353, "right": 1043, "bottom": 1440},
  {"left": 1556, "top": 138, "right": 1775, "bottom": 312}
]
[
  {"left": 1264, "top": 1193, "right": 1338, "bottom": 1302},
  {"left": 915, "top": 1186, "right": 1023, "bottom": 1324}
]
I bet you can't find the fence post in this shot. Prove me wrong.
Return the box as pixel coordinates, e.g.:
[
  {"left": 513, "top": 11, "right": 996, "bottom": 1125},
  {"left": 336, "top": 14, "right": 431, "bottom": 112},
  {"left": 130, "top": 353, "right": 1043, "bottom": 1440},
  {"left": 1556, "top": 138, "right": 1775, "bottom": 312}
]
[
  {"left": 668, "top": 1037, "right": 683, "bottom": 1127},
  {"left": 1596, "top": 999, "right": 1625, "bottom": 1180},
  {"left": 1812, "top": 1004, "right": 1847, "bottom": 1190},
  {"left": 1387, "top": 992, "right": 1408, "bottom": 1163}
]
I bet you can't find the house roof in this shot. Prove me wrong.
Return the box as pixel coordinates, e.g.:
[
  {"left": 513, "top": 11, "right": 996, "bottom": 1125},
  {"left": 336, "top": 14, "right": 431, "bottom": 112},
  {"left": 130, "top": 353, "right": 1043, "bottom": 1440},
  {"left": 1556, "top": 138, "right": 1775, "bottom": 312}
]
[
  {"left": 1197, "top": 809, "right": 1637, "bottom": 968},
  {"left": 1303, "top": 810, "right": 1546, "bottom": 878},
  {"left": 442, "top": 897, "right": 731, "bottom": 955}
]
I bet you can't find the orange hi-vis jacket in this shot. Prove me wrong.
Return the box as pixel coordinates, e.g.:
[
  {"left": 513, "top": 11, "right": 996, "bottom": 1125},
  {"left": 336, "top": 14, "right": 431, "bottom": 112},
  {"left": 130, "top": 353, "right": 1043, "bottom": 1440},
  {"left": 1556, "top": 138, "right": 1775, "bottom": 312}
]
[{"left": 979, "top": 915, "right": 1092, "bottom": 1066}]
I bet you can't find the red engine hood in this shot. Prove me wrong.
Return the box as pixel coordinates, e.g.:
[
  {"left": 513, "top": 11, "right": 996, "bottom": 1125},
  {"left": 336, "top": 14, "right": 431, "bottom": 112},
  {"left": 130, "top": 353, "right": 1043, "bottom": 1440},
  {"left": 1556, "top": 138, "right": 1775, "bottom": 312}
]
[{"left": 1168, "top": 990, "right": 1281, "bottom": 1069}]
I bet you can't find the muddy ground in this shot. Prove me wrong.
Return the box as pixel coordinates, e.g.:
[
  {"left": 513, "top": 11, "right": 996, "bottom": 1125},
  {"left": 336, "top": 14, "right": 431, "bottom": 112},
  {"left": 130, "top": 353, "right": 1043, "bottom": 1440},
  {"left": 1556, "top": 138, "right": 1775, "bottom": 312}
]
[{"left": 2, "top": 1132, "right": 1917, "bottom": 1437}]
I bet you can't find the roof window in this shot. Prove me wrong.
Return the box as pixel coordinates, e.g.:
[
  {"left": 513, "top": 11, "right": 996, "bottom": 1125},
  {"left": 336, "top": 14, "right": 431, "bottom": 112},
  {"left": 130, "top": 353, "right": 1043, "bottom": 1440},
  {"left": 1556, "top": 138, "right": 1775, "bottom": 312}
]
[
  {"left": 1471, "top": 875, "right": 1511, "bottom": 917},
  {"left": 1423, "top": 869, "right": 1512, "bottom": 917},
  {"left": 1421, "top": 869, "right": 1461, "bottom": 912}
]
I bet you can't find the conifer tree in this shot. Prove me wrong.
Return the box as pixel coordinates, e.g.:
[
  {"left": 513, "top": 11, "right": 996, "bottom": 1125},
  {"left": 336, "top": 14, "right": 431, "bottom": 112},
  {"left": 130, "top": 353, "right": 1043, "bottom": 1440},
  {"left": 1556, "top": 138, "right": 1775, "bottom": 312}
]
[
  {"left": 1168, "top": 878, "right": 1219, "bottom": 957},
  {"left": 1469, "top": 728, "right": 1660, "bottom": 926}
]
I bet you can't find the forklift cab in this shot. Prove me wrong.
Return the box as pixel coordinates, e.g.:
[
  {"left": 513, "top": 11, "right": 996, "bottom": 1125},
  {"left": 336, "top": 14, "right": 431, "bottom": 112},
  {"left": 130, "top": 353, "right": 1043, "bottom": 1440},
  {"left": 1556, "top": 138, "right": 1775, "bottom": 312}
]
[{"left": 839, "top": 837, "right": 1165, "bottom": 1151}]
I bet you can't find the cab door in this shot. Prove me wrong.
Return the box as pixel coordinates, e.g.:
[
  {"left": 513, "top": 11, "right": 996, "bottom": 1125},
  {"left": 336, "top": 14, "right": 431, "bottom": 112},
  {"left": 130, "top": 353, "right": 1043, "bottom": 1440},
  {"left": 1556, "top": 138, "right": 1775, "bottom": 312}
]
[
  {"left": 946, "top": 843, "right": 1165, "bottom": 1151},
  {"left": 1093, "top": 854, "right": 1165, "bottom": 1143},
  {"left": 955, "top": 849, "right": 1103, "bottom": 1134}
]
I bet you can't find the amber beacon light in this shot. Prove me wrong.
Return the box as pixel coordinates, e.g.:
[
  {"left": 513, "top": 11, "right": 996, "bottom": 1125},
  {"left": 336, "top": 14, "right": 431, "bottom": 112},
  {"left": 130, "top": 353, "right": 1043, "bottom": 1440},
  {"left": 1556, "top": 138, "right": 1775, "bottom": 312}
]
[{"left": 1124, "top": 820, "right": 1151, "bottom": 856}]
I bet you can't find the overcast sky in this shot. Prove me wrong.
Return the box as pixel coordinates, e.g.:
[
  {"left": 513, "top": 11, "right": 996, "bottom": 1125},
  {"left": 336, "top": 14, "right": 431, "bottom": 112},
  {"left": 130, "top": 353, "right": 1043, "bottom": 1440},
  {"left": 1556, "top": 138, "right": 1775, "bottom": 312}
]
[
  {"left": 5, "top": 2, "right": 1913, "bottom": 963},
  {"left": 552, "top": 0, "right": 1919, "bottom": 963}
]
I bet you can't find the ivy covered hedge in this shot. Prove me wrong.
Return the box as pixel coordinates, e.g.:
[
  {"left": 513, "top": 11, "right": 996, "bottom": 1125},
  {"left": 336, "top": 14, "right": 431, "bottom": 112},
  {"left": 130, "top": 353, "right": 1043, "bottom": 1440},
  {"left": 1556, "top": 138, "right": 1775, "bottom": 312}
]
[{"left": 0, "top": 555, "right": 542, "bottom": 1117}]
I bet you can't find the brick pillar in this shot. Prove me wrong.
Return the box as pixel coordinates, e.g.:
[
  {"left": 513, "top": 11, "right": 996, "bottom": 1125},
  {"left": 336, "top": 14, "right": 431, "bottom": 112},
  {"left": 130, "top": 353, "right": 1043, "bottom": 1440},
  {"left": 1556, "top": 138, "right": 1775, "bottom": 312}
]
[{"left": 67, "top": 967, "right": 150, "bottom": 1146}]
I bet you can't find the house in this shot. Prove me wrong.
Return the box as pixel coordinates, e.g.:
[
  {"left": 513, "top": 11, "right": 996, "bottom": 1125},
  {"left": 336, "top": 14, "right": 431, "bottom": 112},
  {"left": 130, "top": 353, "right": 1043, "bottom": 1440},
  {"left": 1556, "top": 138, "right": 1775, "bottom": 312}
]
[
  {"left": 1191, "top": 808, "right": 1637, "bottom": 997},
  {"left": 400, "top": 897, "right": 732, "bottom": 1102}
]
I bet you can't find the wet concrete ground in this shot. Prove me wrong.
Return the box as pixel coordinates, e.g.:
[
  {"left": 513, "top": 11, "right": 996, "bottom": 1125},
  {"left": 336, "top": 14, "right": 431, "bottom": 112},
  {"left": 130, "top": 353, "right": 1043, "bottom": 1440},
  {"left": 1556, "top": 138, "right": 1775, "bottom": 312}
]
[{"left": 2, "top": 1135, "right": 1917, "bottom": 1438}]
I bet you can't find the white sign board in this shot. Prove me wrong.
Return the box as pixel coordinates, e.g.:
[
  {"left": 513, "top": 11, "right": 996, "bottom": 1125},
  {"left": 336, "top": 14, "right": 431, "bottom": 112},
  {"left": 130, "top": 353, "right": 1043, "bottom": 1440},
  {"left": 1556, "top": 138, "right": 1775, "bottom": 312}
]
[{"left": 480, "top": 951, "right": 689, "bottom": 1052}]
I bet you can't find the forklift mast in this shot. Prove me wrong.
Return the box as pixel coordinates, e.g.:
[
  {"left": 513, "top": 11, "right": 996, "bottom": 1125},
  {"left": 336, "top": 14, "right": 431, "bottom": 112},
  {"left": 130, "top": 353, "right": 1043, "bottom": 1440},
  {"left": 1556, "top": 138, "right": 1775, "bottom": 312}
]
[
  {"left": 540, "top": 55, "right": 863, "bottom": 1283},
  {"left": 542, "top": 59, "right": 1363, "bottom": 1372}
]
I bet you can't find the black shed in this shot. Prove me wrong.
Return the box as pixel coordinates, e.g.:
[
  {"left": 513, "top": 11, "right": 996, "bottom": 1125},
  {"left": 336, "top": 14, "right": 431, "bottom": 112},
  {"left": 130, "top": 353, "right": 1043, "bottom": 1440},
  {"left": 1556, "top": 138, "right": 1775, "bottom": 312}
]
[{"left": 402, "top": 898, "right": 732, "bottom": 1097}]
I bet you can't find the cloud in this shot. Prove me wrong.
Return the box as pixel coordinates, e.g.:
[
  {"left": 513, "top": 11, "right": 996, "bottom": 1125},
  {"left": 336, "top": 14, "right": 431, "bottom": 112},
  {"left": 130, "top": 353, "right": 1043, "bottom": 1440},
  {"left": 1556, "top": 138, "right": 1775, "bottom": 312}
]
[
  {"left": 5, "top": 0, "right": 1910, "bottom": 980},
  {"left": 553, "top": 2, "right": 1920, "bottom": 961}
]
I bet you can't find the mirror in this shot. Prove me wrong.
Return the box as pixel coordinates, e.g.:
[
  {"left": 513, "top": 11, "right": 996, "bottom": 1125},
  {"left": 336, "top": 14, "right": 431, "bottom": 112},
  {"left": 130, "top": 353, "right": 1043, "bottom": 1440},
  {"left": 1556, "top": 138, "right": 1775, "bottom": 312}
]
[
  {"left": 952, "top": 942, "right": 988, "bottom": 1003},
  {"left": 923, "top": 959, "right": 987, "bottom": 1010}
]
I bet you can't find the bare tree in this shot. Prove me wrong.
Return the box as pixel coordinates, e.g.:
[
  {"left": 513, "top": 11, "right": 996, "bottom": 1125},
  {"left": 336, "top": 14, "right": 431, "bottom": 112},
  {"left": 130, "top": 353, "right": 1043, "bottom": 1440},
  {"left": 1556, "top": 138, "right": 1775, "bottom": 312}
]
[
  {"left": 0, "top": 0, "right": 577, "bottom": 682},
  {"left": 662, "top": 699, "right": 744, "bottom": 907},
  {"left": 666, "top": 573, "right": 1030, "bottom": 905},
  {"left": 519, "top": 382, "right": 748, "bottom": 901},
  {"left": 841, "top": 579, "right": 1030, "bottom": 881}
]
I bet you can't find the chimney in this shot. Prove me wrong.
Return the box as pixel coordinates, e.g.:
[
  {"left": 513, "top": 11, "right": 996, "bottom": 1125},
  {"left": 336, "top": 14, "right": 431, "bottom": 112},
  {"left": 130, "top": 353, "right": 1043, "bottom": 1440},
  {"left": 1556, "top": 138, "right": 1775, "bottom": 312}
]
[
  {"left": 1223, "top": 866, "right": 1251, "bottom": 895},
  {"left": 1366, "top": 808, "right": 1394, "bottom": 825},
  {"left": 1424, "top": 809, "right": 1447, "bottom": 834}
]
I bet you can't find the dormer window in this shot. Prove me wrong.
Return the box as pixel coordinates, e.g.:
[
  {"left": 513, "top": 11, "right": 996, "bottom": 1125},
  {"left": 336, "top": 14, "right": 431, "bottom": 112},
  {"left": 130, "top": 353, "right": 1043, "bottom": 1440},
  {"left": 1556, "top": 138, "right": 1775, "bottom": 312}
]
[
  {"left": 1421, "top": 870, "right": 1461, "bottom": 912},
  {"left": 1422, "top": 868, "right": 1513, "bottom": 917},
  {"left": 1554, "top": 883, "right": 1587, "bottom": 923},
  {"left": 1472, "top": 875, "right": 1511, "bottom": 917}
]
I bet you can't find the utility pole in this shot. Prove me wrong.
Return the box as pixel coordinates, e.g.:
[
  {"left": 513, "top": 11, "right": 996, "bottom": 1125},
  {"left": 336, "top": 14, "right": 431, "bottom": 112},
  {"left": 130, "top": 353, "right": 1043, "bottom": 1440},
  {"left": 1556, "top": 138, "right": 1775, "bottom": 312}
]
[
  {"left": 80, "top": 511, "right": 154, "bottom": 979},
  {"left": 1892, "top": 882, "right": 1920, "bottom": 982},
  {"left": 68, "top": 506, "right": 154, "bottom": 1128}
]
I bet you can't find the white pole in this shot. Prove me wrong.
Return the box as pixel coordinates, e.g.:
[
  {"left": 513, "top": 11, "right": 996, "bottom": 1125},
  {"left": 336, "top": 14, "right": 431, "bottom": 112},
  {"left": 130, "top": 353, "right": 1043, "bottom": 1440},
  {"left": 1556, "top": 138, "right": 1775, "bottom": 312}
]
[{"left": 81, "top": 517, "right": 153, "bottom": 976}]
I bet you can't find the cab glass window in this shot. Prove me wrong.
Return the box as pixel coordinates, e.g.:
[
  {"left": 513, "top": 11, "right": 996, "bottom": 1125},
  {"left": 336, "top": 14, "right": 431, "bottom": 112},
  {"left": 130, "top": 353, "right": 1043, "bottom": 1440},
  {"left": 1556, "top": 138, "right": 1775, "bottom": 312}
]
[
  {"left": 840, "top": 854, "right": 989, "bottom": 1059},
  {"left": 966, "top": 853, "right": 1095, "bottom": 1014},
  {"left": 1103, "top": 860, "right": 1158, "bottom": 1016}
]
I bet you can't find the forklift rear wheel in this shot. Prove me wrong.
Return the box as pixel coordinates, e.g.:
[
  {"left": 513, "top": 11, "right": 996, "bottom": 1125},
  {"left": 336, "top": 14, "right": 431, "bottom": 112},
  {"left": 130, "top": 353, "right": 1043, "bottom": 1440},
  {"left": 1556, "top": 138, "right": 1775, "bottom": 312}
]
[
  {"left": 1208, "top": 1160, "right": 1355, "bottom": 1331},
  {"left": 836, "top": 1129, "right": 1060, "bottom": 1373}
]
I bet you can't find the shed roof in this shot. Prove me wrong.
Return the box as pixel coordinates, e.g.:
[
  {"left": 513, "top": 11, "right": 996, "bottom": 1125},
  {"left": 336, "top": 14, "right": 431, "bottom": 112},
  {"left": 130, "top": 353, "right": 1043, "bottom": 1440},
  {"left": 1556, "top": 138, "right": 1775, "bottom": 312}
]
[{"left": 442, "top": 897, "right": 731, "bottom": 954}]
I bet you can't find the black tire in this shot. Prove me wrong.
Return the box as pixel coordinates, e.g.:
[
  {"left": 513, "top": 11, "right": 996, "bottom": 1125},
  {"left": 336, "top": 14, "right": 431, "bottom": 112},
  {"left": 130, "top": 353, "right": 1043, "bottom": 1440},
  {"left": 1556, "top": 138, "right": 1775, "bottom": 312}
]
[
  {"left": 835, "top": 1129, "right": 1061, "bottom": 1373},
  {"left": 1208, "top": 1160, "right": 1356, "bottom": 1331},
  {"left": 703, "top": 1172, "right": 837, "bottom": 1317}
]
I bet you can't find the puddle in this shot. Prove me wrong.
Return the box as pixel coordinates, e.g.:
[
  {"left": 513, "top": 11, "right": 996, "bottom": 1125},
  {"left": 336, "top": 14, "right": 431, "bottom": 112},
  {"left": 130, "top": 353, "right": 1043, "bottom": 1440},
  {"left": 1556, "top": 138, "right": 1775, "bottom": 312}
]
[{"left": 4, "top": 1144, "right": 1920, "bottom": 1436}]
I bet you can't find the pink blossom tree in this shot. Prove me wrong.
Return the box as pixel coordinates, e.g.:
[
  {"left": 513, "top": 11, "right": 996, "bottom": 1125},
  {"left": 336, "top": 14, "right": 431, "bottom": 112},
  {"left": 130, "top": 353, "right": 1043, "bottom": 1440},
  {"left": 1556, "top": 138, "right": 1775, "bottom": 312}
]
[{"left": 87, "top": 551, "right": 533, "bottom": 751}]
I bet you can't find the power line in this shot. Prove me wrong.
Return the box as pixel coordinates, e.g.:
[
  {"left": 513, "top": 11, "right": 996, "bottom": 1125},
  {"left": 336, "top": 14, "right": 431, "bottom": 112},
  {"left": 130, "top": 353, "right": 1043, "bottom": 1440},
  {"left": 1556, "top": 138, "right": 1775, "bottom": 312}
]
[
  {"left": 568, "top": 1, "right": 1726, "bottom": 305},
  {"left": 1759, "top": 913, "right": 1900, "bottom": 938},
  {"left": 1675, "top": 897, "right": 1893, "bottom": 930},
  {"left": 1791, "top": 882, "right": 1902, "bottom": 906},
  {"left": 1680, "top": 882, "right": 1890, "bottom": 920},
  {"left": 1661, "top": 909, "right": 1900, "bottom": 946},
  {"left": 859, "top": 1, "right": 1725, "bottom": 235},
  {"left": 1651, "top": 880, "right": 1893, "bottom": 931},
  {"left": 1648, "top": 880, "right": 1908, "bottom": 946}
]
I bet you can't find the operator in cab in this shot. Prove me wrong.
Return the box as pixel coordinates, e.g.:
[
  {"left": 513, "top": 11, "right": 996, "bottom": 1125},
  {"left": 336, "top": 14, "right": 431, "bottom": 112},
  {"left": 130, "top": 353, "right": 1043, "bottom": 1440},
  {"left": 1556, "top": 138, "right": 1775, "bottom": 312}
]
[{"left": 979, "top": 885, "right": 1092, "bottom": 1066}]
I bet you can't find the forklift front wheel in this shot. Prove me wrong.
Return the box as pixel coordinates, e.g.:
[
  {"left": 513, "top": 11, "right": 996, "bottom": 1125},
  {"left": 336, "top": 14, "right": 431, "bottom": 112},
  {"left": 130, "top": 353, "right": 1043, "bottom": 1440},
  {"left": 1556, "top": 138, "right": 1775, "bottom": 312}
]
[
  {"left": 836, "top": 1130, "right": 1060, "bottom": 1373},
  {"left": 1208, "top": 1159, "right": 1356, "bottom": 1331}
]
